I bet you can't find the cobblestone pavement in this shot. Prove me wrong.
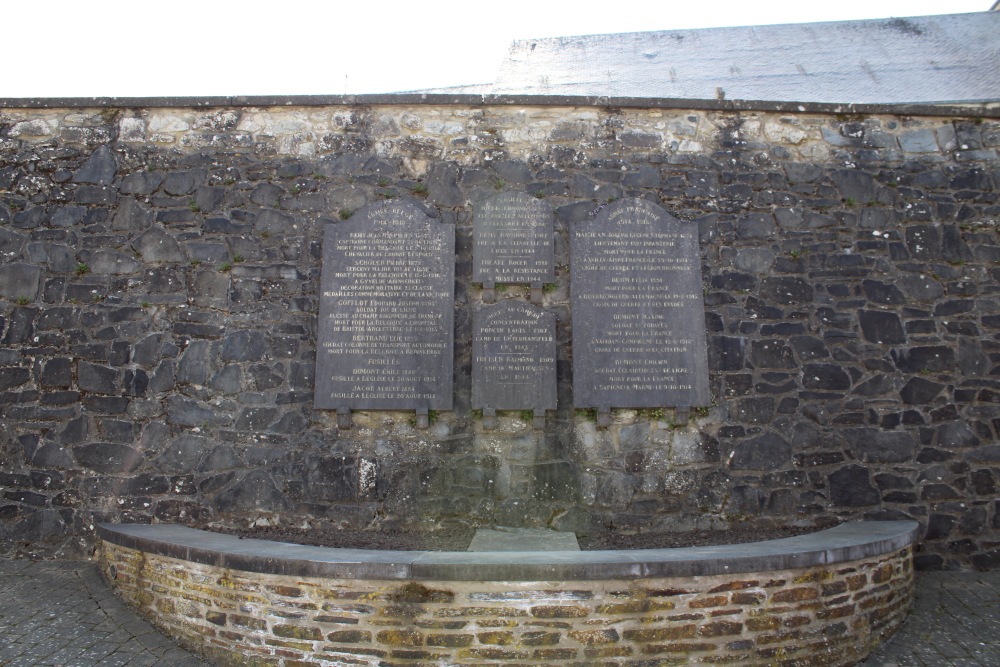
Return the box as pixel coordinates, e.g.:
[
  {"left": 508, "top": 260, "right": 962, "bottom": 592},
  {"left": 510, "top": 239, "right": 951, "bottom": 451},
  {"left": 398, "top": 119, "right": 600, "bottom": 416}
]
[
  {"left": 0, "top": 559, "right": 996, "bottom": 667},
  {"left": 0, "top": 559, "right": 209, "bottom": 667},
  {"left": 862, "top": 570, "right": 1000, "bottom": 667}
]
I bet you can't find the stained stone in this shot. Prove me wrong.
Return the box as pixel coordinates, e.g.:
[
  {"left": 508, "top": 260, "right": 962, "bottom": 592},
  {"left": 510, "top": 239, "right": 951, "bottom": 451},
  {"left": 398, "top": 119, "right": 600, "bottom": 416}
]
[
  {"left": 314, "top": 200, "right": 454, "bottom": 413},
  {"left": 571, "top": 198, "right": 709, "bottom": 410}
]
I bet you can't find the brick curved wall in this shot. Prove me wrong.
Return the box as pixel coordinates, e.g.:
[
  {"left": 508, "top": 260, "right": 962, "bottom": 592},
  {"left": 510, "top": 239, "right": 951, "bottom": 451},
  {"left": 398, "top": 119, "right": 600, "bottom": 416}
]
[
  {"left": 1, "top": 103, "right": 999, "bottom": 569},
  {"left": 98, "top": 537, "right": 914, "bottom": 667}
]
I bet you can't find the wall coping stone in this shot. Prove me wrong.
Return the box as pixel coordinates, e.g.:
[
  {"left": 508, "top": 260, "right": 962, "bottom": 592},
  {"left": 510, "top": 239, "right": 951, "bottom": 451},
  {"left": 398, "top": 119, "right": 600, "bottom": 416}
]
[
  {"left": 98, "top": 521, "right": 918, "bottom": 581},
  {"left": 1, "top": 94, "right": 997, "bottom": 117}
]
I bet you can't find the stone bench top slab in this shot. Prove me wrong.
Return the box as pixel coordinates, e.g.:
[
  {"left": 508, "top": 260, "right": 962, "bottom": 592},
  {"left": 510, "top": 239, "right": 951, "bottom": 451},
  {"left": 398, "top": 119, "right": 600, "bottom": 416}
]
[
  {"left": 97, "top": 521, "right": 918, "bottom": 581},
  {"left": 468, "top": 527, "right": 581, "bottom": 552}
]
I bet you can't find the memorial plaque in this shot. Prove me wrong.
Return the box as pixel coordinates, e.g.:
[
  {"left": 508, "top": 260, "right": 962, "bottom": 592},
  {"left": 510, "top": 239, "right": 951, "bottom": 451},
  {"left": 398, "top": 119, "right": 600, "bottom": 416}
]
[
  {"left": 571, "top": 198, "right": 709, "bottom": 417},
  {"left": 314, "top": 200, "right": 454, "bottom": 421},
  {"left": 474, "top": 192, "right": 554, "bottom": 303},
  {"left": 473, "top": 301, "right": 557, "bottom": 422}
]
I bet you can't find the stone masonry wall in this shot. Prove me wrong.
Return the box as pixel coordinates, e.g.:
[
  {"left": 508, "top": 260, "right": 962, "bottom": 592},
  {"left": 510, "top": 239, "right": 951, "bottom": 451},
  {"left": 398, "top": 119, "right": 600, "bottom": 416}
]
[
  {"left": 1, "top": 103, "right": 999, "bottom": 569},
  {"left": 99, "top": 539, "right": 914, "bottom": 667}
]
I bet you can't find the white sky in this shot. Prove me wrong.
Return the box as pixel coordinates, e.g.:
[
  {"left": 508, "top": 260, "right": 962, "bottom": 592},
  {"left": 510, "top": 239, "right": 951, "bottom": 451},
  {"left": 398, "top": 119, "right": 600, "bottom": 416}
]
[{"left": 4, "top": 1, "right": 992, "bottom": 98}]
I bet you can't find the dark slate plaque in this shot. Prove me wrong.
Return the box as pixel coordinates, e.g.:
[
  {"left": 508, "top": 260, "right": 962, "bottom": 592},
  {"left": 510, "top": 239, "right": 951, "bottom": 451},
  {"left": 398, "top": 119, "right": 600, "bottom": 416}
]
[
  {"left": 571, "top": 198, "right": 709, "bottom": 412},
  {"left": 314, "top": 200, "right": 454, "bottom": 414},
  {"left": 473, "top": 192, "right": 554, "bottom": 286},
  {"left": 473, "top": 301, "right": 557, "bottom": 412}
]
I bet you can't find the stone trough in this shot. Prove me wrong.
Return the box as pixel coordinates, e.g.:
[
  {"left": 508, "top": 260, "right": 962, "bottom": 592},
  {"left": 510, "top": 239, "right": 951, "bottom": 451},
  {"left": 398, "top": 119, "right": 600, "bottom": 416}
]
[{"left": 98, "top": 521, "right": 917, "bottom": 666}]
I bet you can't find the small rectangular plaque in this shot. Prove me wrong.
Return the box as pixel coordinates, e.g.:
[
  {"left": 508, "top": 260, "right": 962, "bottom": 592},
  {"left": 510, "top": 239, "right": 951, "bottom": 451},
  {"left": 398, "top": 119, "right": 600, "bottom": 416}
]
[
  {"left": 473, "top": 191, "right": 554, "bottom": 286},
  {"left": 472, "top": 301, "right": 556, "bottom": 412},
  {"left": 314, "top": 200, "right": 454, "bottom": 412},
  {"left": 571, "top": 198, "right": 709, "bottom": 410}
]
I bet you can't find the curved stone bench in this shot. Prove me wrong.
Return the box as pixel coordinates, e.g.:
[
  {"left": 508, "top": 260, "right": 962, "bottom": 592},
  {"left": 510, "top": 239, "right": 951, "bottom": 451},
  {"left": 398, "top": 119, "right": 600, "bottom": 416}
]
[{"left": 98, "top": 521, "right": 918, "bottom": 666}]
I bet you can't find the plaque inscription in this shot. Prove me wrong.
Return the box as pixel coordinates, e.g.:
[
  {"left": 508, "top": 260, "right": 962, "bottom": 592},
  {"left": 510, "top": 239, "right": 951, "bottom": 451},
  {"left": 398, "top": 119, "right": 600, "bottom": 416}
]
[
  {"left": 314, "top": 200, "right": 454, "bottom": 421},
  {"left": 571, "top": 198, "right": 709, "bottom": 417},
  {"left": 473, "top": 301, "right": 557, "bottom": 421},
  {"left": 474, "top": 192, "right": 554, "bottom": 303}
]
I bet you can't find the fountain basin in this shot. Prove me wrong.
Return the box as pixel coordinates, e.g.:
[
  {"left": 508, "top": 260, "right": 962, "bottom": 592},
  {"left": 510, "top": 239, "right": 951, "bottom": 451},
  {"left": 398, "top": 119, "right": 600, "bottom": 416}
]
[{"left": 98, "top": 521, "right": 917, "bottom": 666}]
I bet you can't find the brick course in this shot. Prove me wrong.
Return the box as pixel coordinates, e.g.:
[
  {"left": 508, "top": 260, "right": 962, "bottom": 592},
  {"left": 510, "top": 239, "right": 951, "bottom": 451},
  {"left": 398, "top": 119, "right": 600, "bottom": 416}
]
[{"left": 99, "top": 539, "right": 913, "bottom": 666}]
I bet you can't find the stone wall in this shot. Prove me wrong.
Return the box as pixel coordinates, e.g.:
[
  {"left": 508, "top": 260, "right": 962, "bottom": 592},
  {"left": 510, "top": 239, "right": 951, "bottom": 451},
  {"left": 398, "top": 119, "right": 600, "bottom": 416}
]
[
  {"left": 98, "top": 537, "right": 914, "bottom": 667},
  {"left": 1, "top": 102, "right": 999, "bottom": 569}
]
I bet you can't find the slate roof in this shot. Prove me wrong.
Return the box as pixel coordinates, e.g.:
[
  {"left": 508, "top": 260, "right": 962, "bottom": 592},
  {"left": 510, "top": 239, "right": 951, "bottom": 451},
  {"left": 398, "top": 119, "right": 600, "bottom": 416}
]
[{"left": 489, "top": 12, "right": 1000, "bottom": 106}]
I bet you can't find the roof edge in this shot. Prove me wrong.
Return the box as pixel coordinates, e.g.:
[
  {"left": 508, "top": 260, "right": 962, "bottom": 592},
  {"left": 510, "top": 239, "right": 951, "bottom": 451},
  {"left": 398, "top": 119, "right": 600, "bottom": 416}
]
[{"left": 1, "top": 94, "right": 998, "bottom": 118}]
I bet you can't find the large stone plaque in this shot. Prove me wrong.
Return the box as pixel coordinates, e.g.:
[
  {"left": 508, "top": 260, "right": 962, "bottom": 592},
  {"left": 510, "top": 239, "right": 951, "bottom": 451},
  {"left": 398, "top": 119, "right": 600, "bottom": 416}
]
[
  {"left": 473, "top": 301, "right": 557, "bottom": 417},
  {"left": 315, "top": 200, "right": 454, "bottom": 418},
  {"left": 571, "top": 198, "right": 709, "bottom": 415},
  {"left": 474, "top": 192, "right": 554, "bottom": 302}
]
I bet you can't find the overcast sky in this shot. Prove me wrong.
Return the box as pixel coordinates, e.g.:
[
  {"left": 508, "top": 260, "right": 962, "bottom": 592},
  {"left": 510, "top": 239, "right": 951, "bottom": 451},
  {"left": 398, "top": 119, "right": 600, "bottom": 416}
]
[{"left": 4, "top": 1, "right": 992, "bottom": 98}]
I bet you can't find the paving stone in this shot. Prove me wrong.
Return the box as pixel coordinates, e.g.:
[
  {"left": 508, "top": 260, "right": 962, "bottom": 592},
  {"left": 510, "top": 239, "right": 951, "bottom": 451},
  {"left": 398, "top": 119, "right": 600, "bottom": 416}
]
[{"left": 0, "top": 559, "right": 211, "bottom": 667}]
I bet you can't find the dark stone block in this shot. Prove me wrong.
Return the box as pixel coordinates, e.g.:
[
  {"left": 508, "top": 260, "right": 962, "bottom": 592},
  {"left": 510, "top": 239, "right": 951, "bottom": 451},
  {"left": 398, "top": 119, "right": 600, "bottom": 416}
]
[
  {"left": 74, "top": 185, "right": 117, "bottom": 205},
  {"left": 709, "top": 336, "right": 746, "bottom": 371},
  {"left": 165, "top": 395, "right": 232, "bottom": 427},
  {"left": 73, "top": 146, "right": 116, "bottom": 185},
  {"left": 925, "top": 513, "right": 955, "bottom": 539},
  {"left": 937, "top": 422, "right": 979, "bottom": 449},
  {"left": 916, "top": 448, "right": 952, "bottom": 463},
  {"left": 711, "top": 272, "right": 756, "bottom": 291},
  {"left": 155, "top": 433, "right": 211, "bottom": 473},
  {"left": 898, "top": 273, "right": 944, "bottom": 302},
  {"left": 900, "top": 376, "right": 945, "bottom": 404},
  {"left": 802, "top": 363, "right": 851, "bottom": 390},
  {"left": 844, "top": 428, "right": 917, "bottom": 463},
  {"left": 120, "top": 171, "right": 163, "bottom": 195},
  {"left": 858, "top": 310, "right": 905, "bottom": 344},
  {"left": 854, "top": 374, "right": 894, "bottom": 396},
  {"left": 221, "top": 330, "right": 267, "bottom": 362},
  {"left": 934, "top": 299, "right": 974, "bottom": 317},
  {"left": 735, "top": 397, "right": 775, "bottom": 424},
  {"left": 789, "top": 336, "right": 828, "bottom": 360},
  {"left": 0, "top": 367, "right": 30, "bottom": 391},
  {"left": 177, "top": 340, "right": 213, "bottom": 385},
  {"left": 749, "top": 340, "right": 795, "bottom": 369},
  {"left": 830, "top": 169, "right": 876, "bottom": 202},
  {"left": 82, "top": 396, "right": 130, "bottom": 414},
  {"left": 828, "top": 465, "right": 879, "bottom": 506},
  {"left": 74, "top": 443, "right": 143, "bottom": 473},
  {"left": 891, "top": 346, "right": 955, "bottom": 373},
  {"left": 77, "top": 362, "right": 118, "bottom": 394},
  {"left": 730, "top": 432, "right": 790, "bottom": 470},
  {"left": 971, "top": 469, "right": 996, "bottom": 495},
  {"left": 195, "top": 186, "right": 225, "bottom": 213},
  {"left": 759, "top": 277, "right": 813, "bottom": 304},
  {"left": 40, "top": 358, "right": 73, "bottom": 388},
  {"left": 214, "top": 471, "right": 289, "bottom": 513},
  {"left": 861, "top": 280, "right": 905, "bottom": 309},
  {"left": 958, "top": 338, "right": 990, "bottom": 377},
  {"left": 970, "top": 549, "right": 1000, "bottom": 571},
  {"left": 234, "top": 407, "right": 278, "bottom": 431},
  {"left": 162, "top": 171, "right": 199, "bottom": 196}
]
